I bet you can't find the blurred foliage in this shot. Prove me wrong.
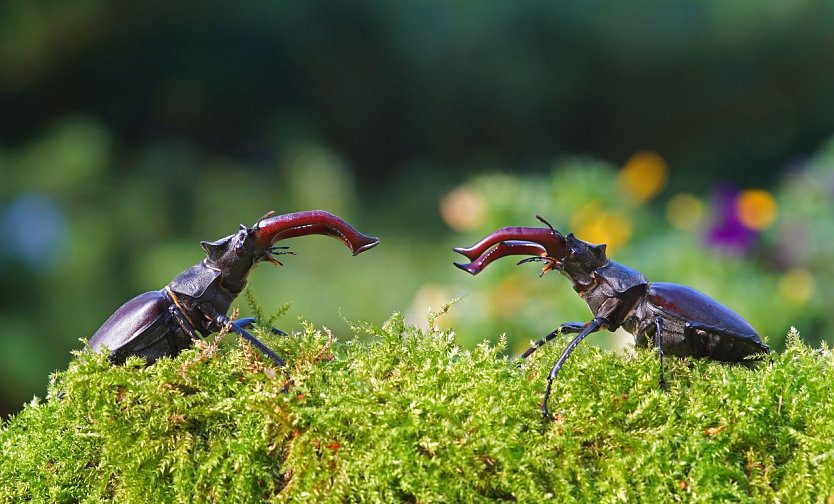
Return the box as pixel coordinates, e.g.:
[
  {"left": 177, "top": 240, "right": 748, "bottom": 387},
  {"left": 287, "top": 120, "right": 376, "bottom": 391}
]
[
  {"left": 3, "top": 1, "right": 834, "bottom": 187},
  {"left": 3, "top": 318, "right": 834, "bottom": 501},
  {"left": 2, "top": 1, "right": 834, "bottom": 420}
]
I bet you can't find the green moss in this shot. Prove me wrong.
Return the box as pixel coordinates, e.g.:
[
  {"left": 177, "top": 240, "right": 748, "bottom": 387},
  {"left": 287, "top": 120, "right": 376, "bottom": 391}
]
[{"left": 2, "top": 313, "right": 833, "bottom": 502}]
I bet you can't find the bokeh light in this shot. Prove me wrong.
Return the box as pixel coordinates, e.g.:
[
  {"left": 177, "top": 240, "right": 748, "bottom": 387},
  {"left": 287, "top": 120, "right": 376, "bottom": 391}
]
[
  {"left": 440, "top": 187, "right": 487, "bottom": 232},
  {"left": 735, "top": 189, "right": 778, "bottom": 230},
  {"left": 571, "top": 202, "right": 632, "bottom": 252},
  {"left": 666, "top": 193, "right": 705, "bottom": 231},
  {"left": 406, "top": 284, "right": 455, "bottom": 330},
  {"left": 778, "top": 268, "right": 814, "bottom": 305},
  {"left": 618, "top": 151, "right": 668, "bottom": 203}
]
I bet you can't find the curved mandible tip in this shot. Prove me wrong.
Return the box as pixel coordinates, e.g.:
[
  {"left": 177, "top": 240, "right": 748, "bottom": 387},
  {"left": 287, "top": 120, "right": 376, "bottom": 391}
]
[{"left": 253, "top": 210, "right": 379, "bottom": 255}]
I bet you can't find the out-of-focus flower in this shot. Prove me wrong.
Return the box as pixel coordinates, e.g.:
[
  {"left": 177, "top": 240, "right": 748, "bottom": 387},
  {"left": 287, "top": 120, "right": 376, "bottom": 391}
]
[
  {"left": 778, "top": 268, "right": 814, "bottom": 305},
  {"left": 440, "top": 186, "right": 487, "bottom": 231},
  {"left": 666, "top": 193, "right": 705, "bottom": 231},
  {"left": 571, "top": 201, "right": 632, "bottom": 251},
  {"left": 487, "top": 276, "right": 527, "bottom": 318},
  {"left": 406, "top": 284, "right": 455, "bottom": 329},
  {"left": 706, "top": 186, "right": 757, "bottom": 252},
  {"left": 618, "top": 151, "right": 668, "bottom": 203},
  {"left": 735, "top": 189, "right": 778, "bottom": 230}
]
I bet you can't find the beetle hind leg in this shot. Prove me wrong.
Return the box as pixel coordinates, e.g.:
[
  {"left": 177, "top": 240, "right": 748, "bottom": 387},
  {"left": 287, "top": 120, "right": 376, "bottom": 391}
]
[
  {"left": 637, "top": 318, "right": 667, "bottom": 389},
  {"left": 654, "top": 318, "right": 666, "bottom": 390}
]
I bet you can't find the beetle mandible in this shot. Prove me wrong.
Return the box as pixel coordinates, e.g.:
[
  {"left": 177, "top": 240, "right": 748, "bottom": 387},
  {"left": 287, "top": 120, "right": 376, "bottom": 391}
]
[
  {"left": 88, "top": 210, "right": 379, "bottom": 367},
  {"left": 453, "top": 216, "right": 770, "bottom": 418}
]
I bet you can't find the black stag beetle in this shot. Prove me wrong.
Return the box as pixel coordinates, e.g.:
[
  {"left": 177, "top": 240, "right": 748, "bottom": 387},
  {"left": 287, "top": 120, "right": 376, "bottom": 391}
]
[
  {"left": 454, "top": 216, "right": 770, "bottom": 418},
  {"left": 88, "top": 210, "right": 379, "bottom": 367}
]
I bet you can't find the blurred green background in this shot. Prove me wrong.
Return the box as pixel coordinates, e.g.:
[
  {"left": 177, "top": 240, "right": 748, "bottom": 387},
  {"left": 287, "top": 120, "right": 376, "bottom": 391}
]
[{"left": 2, "top": 1, "right": 834, "bottom": 418}]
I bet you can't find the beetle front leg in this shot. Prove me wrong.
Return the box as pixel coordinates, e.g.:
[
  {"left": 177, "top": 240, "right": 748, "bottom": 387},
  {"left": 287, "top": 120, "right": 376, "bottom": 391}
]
[{"left": 541, "top": 317, "right": 607, "bottom": 420}]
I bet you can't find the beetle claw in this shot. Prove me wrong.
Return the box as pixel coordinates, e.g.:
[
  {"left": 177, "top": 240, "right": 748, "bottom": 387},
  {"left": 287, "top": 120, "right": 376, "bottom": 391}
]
[{"left": 517, "top": 256, "right": 559, "bottom": 277}]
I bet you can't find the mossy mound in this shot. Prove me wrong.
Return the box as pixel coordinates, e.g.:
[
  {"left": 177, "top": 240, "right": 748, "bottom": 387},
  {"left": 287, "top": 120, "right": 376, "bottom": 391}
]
[{"left": 2, "top": 313, "right": 833, "bottom": 502}]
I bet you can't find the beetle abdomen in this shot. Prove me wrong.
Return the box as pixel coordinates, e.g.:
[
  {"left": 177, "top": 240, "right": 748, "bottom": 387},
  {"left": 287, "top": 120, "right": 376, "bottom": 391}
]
[
  {"left": 647, "top": 283, "right": 755, "bottom": 334},
  {"left": 88, "top": 291, "right": 186, "bottom": 363},
  {"left": 644, "top": 282, "right": 768, "bottom": 361}
]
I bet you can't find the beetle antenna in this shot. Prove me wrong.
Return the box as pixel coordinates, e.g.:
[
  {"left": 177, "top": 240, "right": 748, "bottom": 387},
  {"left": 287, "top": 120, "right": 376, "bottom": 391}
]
[
  {"left": 256, "top": 210, "right": 276, "bottom": 227},
  {"left": 535, "top": 215, "right": 556, "bottom": 233}
]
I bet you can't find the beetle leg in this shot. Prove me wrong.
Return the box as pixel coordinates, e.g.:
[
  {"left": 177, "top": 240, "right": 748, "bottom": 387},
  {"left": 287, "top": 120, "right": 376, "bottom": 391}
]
[
  {"left": 654, "top": 318, "right": 666, "bottom": 390},
  {"left": 636, "top": 318, "right": 667, "bottom": 389},
  {"left": 542, "top": 317, "right": 606, "bottom": 420},
  {"left": 228, "top": 318, "right": 286, "bottom": 368},
  {"left": 170, "top": 305, "right": 200, "bottom": 341},
  {"left": 211, "top": 313, "right": 286, "bottom": 368},
  {"left": 236, "top": 317, "right": 288, "bottom": 337},
  {"left": 520, "top": 322, "right": 587, "bottom": 359}
]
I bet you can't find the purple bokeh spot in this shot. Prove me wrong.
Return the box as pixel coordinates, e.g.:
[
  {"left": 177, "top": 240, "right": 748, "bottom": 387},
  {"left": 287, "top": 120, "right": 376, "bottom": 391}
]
[{"left": 705, "top": 186, "right": 757, "bottom": 253}]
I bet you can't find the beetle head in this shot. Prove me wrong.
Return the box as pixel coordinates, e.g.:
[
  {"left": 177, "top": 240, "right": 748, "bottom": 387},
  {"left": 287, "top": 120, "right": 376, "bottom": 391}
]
[
  {"left": 200, "top": 224, "right": 262, "bottom": 292},
  {"left": 453, "top": 216, "right": 609, "bottom": 289},
  {"left": 555, "top": 233, "right": 609, "bottom": 290},
  {"left": 201, "top": 210, "right": 379, "bottom": 293}
]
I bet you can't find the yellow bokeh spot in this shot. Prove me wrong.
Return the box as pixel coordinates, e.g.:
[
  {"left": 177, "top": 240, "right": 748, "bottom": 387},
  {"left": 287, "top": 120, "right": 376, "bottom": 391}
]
[
  {"left": 440, "top": 186, "right": 487, "bottom": 232},
  {"left": 735, "top": 189, "right": 778, "bottom": 230},
  {"left": 666, "top": 193, "right": 705, "bottom": 230},
  {"left": 619, "top": 151, "right": 668, "bottom": 203},
  {"left": 488, "top": 276, "right": 527, "bottom": 318},
  {"left": 778, "top": 268, "right": 814, "bottom": 305},
  {"left": 571, "top": 202, "right": 632, "bottom": 252},
  {"left": 408, "top": 284, "right": 455, "bottom": 329}
]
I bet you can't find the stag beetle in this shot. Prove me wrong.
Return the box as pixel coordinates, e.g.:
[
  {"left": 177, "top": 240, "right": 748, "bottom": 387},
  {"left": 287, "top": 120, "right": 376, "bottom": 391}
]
[
  {"left": 454, "top": 216, "right": 770, "bottom": 418},
  {"left": 88, "top": 210, "right": 378, "bottom": 367}
]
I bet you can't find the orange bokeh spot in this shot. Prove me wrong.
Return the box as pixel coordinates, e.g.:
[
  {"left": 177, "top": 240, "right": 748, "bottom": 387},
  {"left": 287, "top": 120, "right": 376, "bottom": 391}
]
[
  {"left": 735, "top": 189, "right": 778, "bottom": 230},
  {"left": 619, "top": 151, "right": 668, "bottom": 203},
  {"left": 440, "top": 187, "right": 486, "bottom": 232}
]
